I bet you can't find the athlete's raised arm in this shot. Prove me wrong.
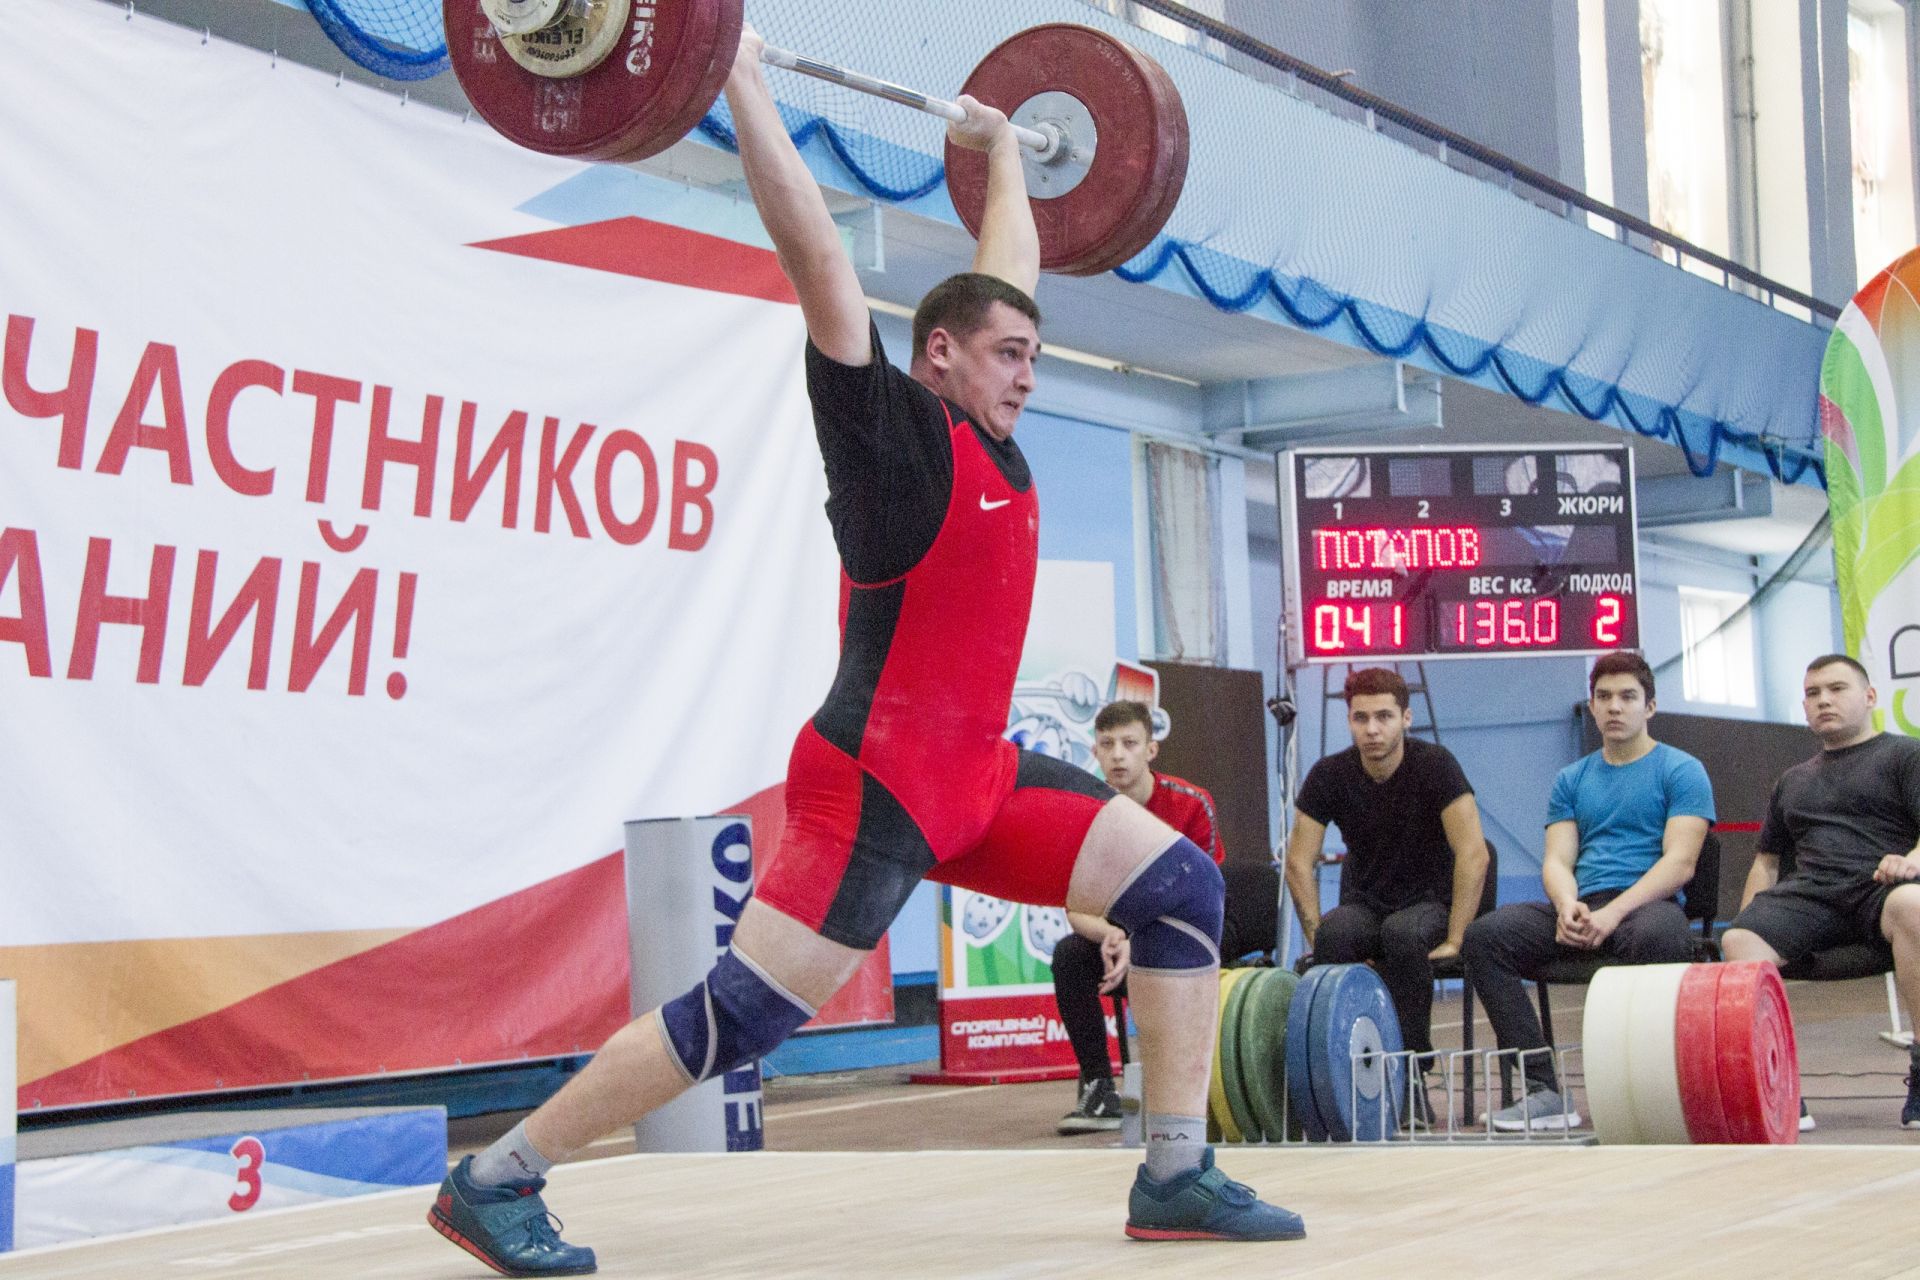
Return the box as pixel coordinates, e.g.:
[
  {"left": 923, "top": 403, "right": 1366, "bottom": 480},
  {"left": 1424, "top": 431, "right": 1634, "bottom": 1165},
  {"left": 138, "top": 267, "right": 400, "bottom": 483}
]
[
  {"left": 724, "top": 26, "right": 871, "bottom": 366},
  {"left": 948, "top": 95, "right": 1039, "bottom": 297}
]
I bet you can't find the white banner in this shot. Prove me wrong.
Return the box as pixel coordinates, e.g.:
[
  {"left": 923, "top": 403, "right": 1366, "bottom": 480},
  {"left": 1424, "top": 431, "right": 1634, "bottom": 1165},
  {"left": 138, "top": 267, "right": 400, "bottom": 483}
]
[{"left": 0, "top": 0, "right": 839, "bottom": 1103}]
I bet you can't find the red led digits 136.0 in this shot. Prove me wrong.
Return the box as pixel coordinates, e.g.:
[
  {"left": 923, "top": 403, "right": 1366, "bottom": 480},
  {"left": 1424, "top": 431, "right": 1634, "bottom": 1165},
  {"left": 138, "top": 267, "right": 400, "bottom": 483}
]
[{"left": 1452, "top": 599, "right": 1561, "bottom": 648}]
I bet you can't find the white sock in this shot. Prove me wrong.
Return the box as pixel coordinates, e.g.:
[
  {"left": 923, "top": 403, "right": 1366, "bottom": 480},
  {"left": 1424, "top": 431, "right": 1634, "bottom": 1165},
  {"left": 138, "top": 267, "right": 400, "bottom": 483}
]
[
  {"left": 1143, "top": 1112, "right": 1207, "bottom": 1181},
  {"left": 469, "top": 1120, "right": 555, "bottom": 1188}
]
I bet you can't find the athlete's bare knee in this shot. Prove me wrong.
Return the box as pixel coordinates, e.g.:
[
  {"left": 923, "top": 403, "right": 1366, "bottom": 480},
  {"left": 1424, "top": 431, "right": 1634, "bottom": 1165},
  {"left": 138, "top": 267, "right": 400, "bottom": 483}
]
[
  {"left": 1065, "top": 796, "right": 1180, "bottom": 913},
  {"left": 733, "top": 898, "right": 866, "bottom": 1008},
  {"left": 652, "top": 900, "right": 871, "bottom": 1086},
  {"left": 1883, "top": 887, "right": 1920, "bottom": 943},
  {"left": 1102, "top": 836, "right": 1223, "bottom": 976},
  {"left": 1719, "top": 927, "right": 1781, "bottom": 965}
]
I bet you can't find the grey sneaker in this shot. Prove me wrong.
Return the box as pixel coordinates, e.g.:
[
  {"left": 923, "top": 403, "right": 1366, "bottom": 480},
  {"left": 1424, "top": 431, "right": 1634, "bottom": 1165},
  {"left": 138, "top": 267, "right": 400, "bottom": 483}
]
[
  {"left": 1489, "top": 1088, "right": 1581, "bottom": 1133},
  {"left": 1799, "top": 1099, "right": 1816, "bottom": 1133}
]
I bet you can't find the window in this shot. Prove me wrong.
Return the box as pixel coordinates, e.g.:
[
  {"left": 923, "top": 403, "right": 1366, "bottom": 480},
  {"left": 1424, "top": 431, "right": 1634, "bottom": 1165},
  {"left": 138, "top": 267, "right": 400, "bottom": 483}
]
[
  {"left": 1749, "top": 0, "right": 1814, "bottom": 296},
  {"left": 1849, "top": 0, "right": 1918, "bottom": 284},
  {"left": 1679, "top": 586, "right": 1756, "bottom": 707},
  {"left": 1108, "top": 0, "right": 1222, "bottom": 48},
  {"left": 1578, "top": 0, "right": 1615, "bottom": 228},
  {"left": 1641, "top": 0, "right": 1732, "bottom": 266}
]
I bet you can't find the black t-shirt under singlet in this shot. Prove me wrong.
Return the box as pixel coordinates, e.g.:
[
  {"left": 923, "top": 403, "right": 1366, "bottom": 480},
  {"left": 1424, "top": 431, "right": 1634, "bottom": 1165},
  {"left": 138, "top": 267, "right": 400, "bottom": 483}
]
[
  {"left": 804, "top": 321, "right": 1030, "bottom": 584},
  {"left": 1759, "top": 732, "right": 1920, "bottom": 883},
  {"left": 1296, "top": 736, "right": 1474, "bottom": 913}
]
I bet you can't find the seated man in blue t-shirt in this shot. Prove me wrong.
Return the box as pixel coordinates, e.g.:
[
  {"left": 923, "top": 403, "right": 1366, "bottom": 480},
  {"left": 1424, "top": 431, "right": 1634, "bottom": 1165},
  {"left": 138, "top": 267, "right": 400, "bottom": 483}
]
[{"left": 1462, "top": 650, "right": 1714, "bottom": 1131}]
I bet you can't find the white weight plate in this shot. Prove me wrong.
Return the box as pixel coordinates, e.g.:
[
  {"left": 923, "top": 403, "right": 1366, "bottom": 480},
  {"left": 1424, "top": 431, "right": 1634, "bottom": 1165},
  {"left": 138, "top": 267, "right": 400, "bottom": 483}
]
[
  {"left": 1625, "top": 963, "right": 1690, "bottom": 1144},
  {"left": 1581, "top": 964, "right": 1645, "bottom": 1145}
]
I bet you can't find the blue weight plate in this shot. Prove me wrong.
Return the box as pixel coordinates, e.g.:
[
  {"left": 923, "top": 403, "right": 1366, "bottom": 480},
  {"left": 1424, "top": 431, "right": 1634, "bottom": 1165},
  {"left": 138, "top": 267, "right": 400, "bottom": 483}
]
[
  {"left": 1308, "top": 963, "right": 1405, "bottom": 1142},
  {"left": 1284, "top": 963, "right": 1331, "bottom": 1142}
]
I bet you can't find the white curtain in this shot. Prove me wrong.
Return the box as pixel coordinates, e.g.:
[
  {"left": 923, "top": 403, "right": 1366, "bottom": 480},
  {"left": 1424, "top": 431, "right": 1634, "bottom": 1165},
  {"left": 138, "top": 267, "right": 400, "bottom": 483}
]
[{"left": 1146, "top": 440, "right": 1226, "bottom": 663}]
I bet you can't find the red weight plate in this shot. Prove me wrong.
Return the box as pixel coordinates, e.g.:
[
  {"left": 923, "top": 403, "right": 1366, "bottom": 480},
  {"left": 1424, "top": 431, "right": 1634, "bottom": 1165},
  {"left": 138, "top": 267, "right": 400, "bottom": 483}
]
[
  {"left": 447, "top": 0, "right": 742, "bottom": 162},
  {"left": 1714, "top": 961, "right": 1802, "bottom": 1145},
  {"left": 945, "top": 25, "right": 1189, "bottom": 276},
  {"left": 611, "top": 0, "right": 742, "bottom": 163},
  {"left": 1673, "top": 964, "right": 1729, "bottom": 1144},
  {"left": 1051, "top": 45, "right": 1188, "bottom": 277}
]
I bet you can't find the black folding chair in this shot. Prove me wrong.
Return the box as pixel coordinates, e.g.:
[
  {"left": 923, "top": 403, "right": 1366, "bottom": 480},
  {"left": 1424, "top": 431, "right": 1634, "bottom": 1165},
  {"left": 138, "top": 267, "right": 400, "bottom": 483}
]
[{"left": 1434, "top": 841, "right": 1498, "bottom": 1121}]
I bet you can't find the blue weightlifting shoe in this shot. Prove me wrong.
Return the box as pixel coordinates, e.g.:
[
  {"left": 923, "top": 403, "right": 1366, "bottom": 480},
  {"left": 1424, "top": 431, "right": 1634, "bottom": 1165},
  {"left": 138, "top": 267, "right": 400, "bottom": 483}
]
[
  {"left": 428, "top": 1155, "right": 597, "bottom": 1277},
  {"left": 1124, "top": 1148, "right": 1305, "bottom": 1242}
]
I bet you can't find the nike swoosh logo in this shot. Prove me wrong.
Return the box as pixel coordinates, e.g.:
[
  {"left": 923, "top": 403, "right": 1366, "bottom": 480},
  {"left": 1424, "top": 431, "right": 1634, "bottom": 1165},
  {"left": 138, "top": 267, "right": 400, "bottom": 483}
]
[{"left": 980, "top": 495, "right": 1011, "bottom": 511}]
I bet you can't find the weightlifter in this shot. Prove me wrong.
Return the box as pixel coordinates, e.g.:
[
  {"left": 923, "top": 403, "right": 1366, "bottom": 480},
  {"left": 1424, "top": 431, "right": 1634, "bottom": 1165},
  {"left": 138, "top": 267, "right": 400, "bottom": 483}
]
[
  {"left": 1462, "top": 650, "right": 1713, "bottom": 1132},
  {"left": 1284, "top": 667, "right": 1489, "bottom": 1127},
  {"left": 1721, "top": 653, "right": 1920, "bottom": 1130},
  {"left": 427, "top": 26, "right": 1302, "bottom": 1276}
]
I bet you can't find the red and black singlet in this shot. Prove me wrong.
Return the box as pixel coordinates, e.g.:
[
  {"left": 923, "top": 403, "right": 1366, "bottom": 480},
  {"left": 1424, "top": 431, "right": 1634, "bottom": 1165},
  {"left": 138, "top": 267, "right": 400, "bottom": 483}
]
[
  {"left": 811, "top": 390, "right": 1038, "bottom": 847},
  {"left": 753, "top": 322, "right": 1115, "bottom": 949}
]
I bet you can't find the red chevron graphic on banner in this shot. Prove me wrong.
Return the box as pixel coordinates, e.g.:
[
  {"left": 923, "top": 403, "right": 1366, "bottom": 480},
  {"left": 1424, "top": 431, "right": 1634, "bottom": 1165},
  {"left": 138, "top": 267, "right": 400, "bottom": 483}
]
[{"left": 471, "top": 217, "right": 799, "bottom": 306}]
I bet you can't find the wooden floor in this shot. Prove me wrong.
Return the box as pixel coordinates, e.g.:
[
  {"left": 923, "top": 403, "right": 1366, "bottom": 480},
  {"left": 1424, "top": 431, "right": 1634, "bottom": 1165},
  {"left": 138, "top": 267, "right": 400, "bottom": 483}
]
[{"left": 6, "top": 1144, "right": 1920, "bottom": 1279}]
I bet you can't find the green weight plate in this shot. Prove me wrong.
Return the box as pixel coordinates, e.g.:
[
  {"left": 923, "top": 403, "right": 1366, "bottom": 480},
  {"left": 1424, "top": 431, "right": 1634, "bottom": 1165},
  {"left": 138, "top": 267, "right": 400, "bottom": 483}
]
[
  {"left": 1242, "top": 967, "right": 1302, "bottom": 1142},
  {"left": 1220, "top": 967, "right": 1264, "bottom": 1143}
]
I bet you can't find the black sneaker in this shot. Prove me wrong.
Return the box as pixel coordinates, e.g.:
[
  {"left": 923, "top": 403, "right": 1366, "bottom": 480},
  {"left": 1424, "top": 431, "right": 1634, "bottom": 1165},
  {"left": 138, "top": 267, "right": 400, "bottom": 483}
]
[
  {"left": 1903, "top": 1071, "right": 1920, "bottom": 1131},
  {"left": 1058, "top": 1077, "right": 1123, "bottom": 1134}
]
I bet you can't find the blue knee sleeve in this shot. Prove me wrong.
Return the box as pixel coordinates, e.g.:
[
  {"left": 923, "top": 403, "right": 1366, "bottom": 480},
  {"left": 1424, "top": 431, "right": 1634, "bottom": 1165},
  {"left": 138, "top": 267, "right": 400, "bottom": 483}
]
[
  {"left": 1106, "top": 836, "right": 1223, "bottom": 974},
  {"left": 658, "top": 949, "right": 817, "bottom": 1084}
]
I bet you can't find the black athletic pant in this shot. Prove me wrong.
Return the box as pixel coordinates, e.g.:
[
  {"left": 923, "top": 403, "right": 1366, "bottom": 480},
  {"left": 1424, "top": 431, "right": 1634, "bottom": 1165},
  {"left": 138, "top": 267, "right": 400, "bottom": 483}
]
[
  {"left": 1461, "top": 891, "right": 1691, "bottom": 1092},
  {"left": 1313, "top": 900, "right": 1450, "bottom": 1058},
  {"left": 1052, "top": 931, "right": 1124, "bottom": 1082}
]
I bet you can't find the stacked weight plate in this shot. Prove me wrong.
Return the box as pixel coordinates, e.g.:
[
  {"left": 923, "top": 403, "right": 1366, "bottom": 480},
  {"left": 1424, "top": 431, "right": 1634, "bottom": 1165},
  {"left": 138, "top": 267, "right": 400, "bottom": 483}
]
[
  {"left": 1583, "top": 961, "right": 1800, "bottom": 1145},
  {"left": 1206, "top": 963, "right": 1403, "bottom": 1143},
  {"left": 1288, "top": 963, "right": 1404, "bottom": 1141}
]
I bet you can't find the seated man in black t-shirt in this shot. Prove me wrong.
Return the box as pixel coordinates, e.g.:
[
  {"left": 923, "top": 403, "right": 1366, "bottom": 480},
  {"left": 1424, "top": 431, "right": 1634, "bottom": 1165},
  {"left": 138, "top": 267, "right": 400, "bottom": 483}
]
[
  {"left": 1722, "top": 653, "right": 1920, "bottom": 1129},
  {"left": 1285, "top": 667, "right": 1489, "bottom": 1114}
]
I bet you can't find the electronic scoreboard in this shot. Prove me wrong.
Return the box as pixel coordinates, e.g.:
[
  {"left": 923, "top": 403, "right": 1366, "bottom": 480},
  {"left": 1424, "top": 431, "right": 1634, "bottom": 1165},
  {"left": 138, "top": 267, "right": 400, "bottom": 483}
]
[{"left": 1279, "top": 444, "right": 1641, "bottom": 665}]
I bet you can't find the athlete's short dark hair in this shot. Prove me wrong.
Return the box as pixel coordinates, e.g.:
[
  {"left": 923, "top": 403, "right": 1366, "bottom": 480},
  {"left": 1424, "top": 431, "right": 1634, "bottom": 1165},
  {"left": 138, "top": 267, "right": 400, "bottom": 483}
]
[
  {"left": 1589, "top": 650, "right": 1655, "bottom": 701},
  {"left": 912, "top": 273, "right": 1041, "bottom": 360},
  {"left": 1094, "top": 700, "right": 1153, "bottom": 736},
  {"left": 1343, "top": 668, "right": 1409, "bottom": 710},
  {"left": 1805, "top": 653, "right": 1871, "bottom": 684}
]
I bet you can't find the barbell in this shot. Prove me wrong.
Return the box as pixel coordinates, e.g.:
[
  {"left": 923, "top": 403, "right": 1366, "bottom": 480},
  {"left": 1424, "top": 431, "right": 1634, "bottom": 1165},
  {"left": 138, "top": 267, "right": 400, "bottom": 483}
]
[{"left": 444, "top": 0, "right": 1190, "bottom": 276}]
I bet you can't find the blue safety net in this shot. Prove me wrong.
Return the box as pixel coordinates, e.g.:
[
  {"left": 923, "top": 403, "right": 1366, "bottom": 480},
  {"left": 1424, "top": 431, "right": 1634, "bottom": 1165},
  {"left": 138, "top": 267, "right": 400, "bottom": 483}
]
[
  {"left": 701, "top": 0, "right": 1829, "bottom": 487},
  {"left": 297, "top": 0, "right": 1830, "bottom": 485},
  {"left": 305, "top": 0, "right": 448, "bottom": 82}
]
